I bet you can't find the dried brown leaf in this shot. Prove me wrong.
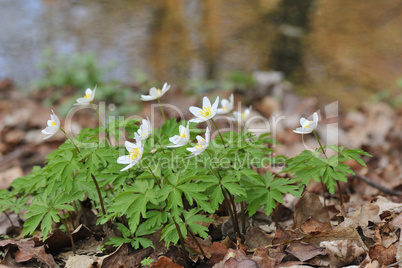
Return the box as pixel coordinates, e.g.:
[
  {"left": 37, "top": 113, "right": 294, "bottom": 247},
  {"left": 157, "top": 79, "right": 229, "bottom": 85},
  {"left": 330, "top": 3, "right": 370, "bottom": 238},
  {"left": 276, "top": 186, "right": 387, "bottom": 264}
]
[
  {"left": 285, "top": 242, "right": 327, "bottom": 262},
  {"left": 320, "top": 239, "right": 366, "bottom": 267},
  {"left": 251, "top": 245, "right": 276, "bottom": 268},
  {"left": 154, "top": 256, "right": 184, "bottom": 268},
  {"left": 300, "top": 217, "right": 332, "bottom": 234},
  {"left": 293, "top": 193, "right": 330, "bottom": 231},
  {"left": 369, "top": 244, "right": 397, "bottom": 266},
  {"left": 212, "top": 248, "right": 258, "bottom": 268}
]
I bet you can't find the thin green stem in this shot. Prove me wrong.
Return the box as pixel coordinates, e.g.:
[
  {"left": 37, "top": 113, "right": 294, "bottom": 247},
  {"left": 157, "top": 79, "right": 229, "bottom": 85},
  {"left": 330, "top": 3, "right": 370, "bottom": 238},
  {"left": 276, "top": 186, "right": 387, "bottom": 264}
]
[
  {"left": 172, "top": 217, "right": 190, "bottom": 265},
  {"left": 61, "top": 217, "right": 76, "bottom": 255},
  {"left": 312, "top": 130, "right": 328, "bottom": 206},
  {"left": 3, "top": 211, "right": 15, "bottom": 229},
  {"left": 91, "top": 174, "right": 106, "bottom": 216},
  {"left": 144, "top": 161, "right": 162, "bottom": 189},
  {"left": 60, "top": 128, "right": 81, "bottom": 153},
  {"left": 206, "top": 150, "right": 241, "bottom": 237},
  {"left": 91, "top": 102, "right": 103, "bottom": 127},
  {"left": 152, "top": 134, "right": 166, "bottom": 154},
  {"left": 211, "top": 118, "right": 226, "bottom": 149},
  {"left": 91, "top": 102, "right": 111, "bottom": 144},
  {"left": 186, "top": 225, "right": 206, "bottom": 257},
  {"left": 272, "top": 203, "right": 279, "bottom": 230},
  {"left": 313, "top": 130, "right": 343, "bottom": 207},
  {"left": 227, "top": 189, "right": 242, "bottom": 237},
  {"left": 313, "top": 130, "right": 327, "bottom": 158},
  {"left": 240, "top": 201, "right": 246, "bottom": 233},
  {"left": 157, "top": 98, "right": 166, "bottom": 122}
]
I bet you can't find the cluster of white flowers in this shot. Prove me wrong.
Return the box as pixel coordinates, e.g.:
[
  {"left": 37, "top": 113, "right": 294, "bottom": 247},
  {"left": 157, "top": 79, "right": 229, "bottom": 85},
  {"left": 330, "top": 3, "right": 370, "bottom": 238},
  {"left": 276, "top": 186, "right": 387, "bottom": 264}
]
[{"left": 42, "top": 83, "right": 320, "bottom": 172}]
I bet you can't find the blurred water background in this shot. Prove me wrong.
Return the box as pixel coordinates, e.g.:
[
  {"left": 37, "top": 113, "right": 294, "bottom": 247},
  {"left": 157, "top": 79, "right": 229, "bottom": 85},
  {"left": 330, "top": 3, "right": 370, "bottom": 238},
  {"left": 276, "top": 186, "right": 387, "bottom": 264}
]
[{"left": 1, "top": 0, "right": 402, "bottom": 108}]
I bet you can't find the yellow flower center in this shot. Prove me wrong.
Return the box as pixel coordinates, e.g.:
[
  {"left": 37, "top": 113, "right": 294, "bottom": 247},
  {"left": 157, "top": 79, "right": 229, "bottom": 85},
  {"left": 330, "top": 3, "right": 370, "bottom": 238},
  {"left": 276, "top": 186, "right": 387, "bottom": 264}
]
[
  {"left": 241, "top": 112, "right": 247, "bottom": 120},
  {"left": 142, "top": 132, "right": 146, "bottom": 136},
  {"left": 51, "top": 121, "right": 56, "bottom": 126},
  {"left": 157, "top": 89, "right": 161, "bottom": 96},
  {"left": 180, "top": 132, "right": 187, "bottom": 138},
  {"left": 305, "top": 121, "right": 312, "bottom": 128},
  {"left": 129, "top": 148, "right": 140, "bottom": 161},
  {"left": 200, "top": 106, "right": 212, "bottom": 118},
  {"left": 222, "top": 106, "right": 226, "bottom": 110},
  {"left": 195, "top": 139, "right": 204, "bottom": 150},
  {"left": 84, "top": 93, "right": 91, "bottom": 98}
]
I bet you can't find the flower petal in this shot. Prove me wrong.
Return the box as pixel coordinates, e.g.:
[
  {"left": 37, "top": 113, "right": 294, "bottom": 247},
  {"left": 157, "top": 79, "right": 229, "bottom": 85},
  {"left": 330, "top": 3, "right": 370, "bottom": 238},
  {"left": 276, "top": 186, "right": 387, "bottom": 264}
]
[
  {"left": 313, "top": 112, "right": 319, "bottom": 123},
  {"left": 202, "top": 96, "right": 211, "bottom": 109},
  {"left": 149, "top": 87, "right": 159, "bottom": 98},
  {"left": 124, "top": 141, "right": 136, "bottom": 152},
  {"left": 189, "top": 106, "right": 202, "bottom": 117},
  {"left": 140, "top": 95, "right": 157, "bottom": 101},
  {"left": 212, "top": 97, "right": 219, "bottom": 110},
  {"left": 117, "top": 155, "right": 130, "bottom": 164}
]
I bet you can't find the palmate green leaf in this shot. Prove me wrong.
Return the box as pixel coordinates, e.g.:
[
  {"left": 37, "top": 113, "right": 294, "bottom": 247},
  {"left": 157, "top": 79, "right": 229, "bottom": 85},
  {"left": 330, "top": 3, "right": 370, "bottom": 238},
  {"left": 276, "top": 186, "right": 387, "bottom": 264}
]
[
  {"left": 239, "top": 169, "right": 264, "bottom": 185},
  {"left": 144, "top": 210, "right": 168, "bottom": 230},
  {"left": 242, "top": 171, "right": 301, "bottom": 216},
  {"left": 221, "top": 175, "right": 246, "bottom": 197},
  {"left": 161, "top": 222, "right": 181, "bottom": 247},
  {"left": 161, "top": 211, "right": 188, "bottom": 247},
  {"left": 22, "top": 190, "right": 76, "bottom": 240},
  {"left": 110, "top": 180, "right": 158, "bottom": 233},
  {"left": 183, "top": 208, "right": 214, "bottom": 239}
]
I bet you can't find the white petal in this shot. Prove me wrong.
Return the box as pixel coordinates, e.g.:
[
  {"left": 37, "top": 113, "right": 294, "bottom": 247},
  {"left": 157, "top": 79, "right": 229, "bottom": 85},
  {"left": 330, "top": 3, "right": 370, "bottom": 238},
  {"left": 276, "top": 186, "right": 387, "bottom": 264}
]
[
  {"left": 189, "top": 118, "right": 207, "bottom": 123},
  {"left": 140, "top": 95, "right": 157, "bottom": 101},
  {"left": 117, "top": 155, "right": 130, "bottom": 164},
  {"left": 85, "top": 88, "right": 92, "bottom": 96},
  {"left": 202, "top": 96, "right": 211, "bottom": 109},
  {"left": 150, "top": 87, "right": 160, "bottom": 98},
  {"left": 90, "top": 86, "right": 97, "bottom": 101},
  {"left": 313, "top": 112, "right": 319, "bottom": 123},
  {"left": 293, "top": 127, "right": 312, "bottom": 134},
  {"left": 309, "top": 122, "right": 318, "bottom": 131},
  {"left": 212, "top": 97, "right": 219, "bottom": 111},
  {"left": 300, "top": 117, "right": 307, "bottom": 126},
  {"left": 186, "top": 147, "right": 197, "bottom": 153},
  {"left": 179, "top": 125, "right": 186, "bottom": 134},
  {"left": 205, "top": 127, "right": 210, "bottom": 143},
  {"left": 124, "top": 141, "right": 136, "bottom": 152},
  {"left": 51, "top": 112, "right": 60, "bottom": 126},
  {"left": 74, "top": 97, "right": 91, "bottom": 105},
  {"left": 189, "top": 106, "right": 202, "bottom": 117},
  {"left": 120, "top": 162, "right": 135, "bottom": 172},
  {"left": 161, "top": 83, "right": 170, "bottom": 95},
  {"left": 229, "top": 94, "right": 234, "bottom": 104}
]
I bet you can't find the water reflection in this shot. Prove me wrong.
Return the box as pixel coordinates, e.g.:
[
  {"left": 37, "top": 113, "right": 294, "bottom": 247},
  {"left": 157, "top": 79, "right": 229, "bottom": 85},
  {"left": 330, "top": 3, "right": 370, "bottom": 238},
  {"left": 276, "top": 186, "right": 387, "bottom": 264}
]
[{"left": 0, "top": 0, "right": 155, "bottom": 87}]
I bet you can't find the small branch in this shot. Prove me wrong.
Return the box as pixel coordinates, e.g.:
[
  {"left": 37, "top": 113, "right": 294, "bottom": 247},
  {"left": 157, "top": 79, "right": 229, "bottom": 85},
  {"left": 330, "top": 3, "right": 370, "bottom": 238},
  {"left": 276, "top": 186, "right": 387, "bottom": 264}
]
[
  {"left": 211, "top": 119, "right": 227, "bottom": 149},
  {"left": 91, "top": 174, "right": 106, "bottom": 215},
  {"left": 353, "top": 172, "right": 402, "bottom": 196},
  {"left": 61, "top": 218, "right": 76, "bottom": 255},
  {"left": 3, "top": 211, "right": 15, "bottom": 229},
  {"left": 157, "top": 98, "right": 166, "bottom": 122},
  {"left": 185, "top": 225, "right": 206, "bottom": 257}
]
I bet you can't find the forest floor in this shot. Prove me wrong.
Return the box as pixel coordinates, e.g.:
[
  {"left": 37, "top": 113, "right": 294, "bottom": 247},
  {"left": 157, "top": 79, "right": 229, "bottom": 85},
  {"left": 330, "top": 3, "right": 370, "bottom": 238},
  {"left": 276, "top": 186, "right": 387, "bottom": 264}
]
[{"left": 0, "top": 78, "right": 401, "bottom": 267}]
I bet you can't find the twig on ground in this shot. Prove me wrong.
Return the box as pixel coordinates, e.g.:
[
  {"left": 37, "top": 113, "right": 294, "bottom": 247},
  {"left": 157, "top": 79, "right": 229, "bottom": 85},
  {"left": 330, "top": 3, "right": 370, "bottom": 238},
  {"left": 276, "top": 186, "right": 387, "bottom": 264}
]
[{"left": 353, "top": 172, "right": 402, "bottom": 196}]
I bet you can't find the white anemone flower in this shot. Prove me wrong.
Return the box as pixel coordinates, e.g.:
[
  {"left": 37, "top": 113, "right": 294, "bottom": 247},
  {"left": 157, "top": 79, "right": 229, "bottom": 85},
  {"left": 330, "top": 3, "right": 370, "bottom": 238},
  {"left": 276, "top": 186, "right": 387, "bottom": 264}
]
[
  {"left": 189, "top": 96, "right": 219, "bottom": 123},
  {"left": 42, "top": 110, "right": 60, "bottom": 140},
  {"left": 232, "top": 106, "right": 252, "bottom": 125},
  {"left": 167, "top": 122, "right": 190, "bottom": 148},
  {"left": 117, "top": 136, "right": 144, "bottom": 172},
  {"left": 140, "top": 82, "right": 170, "bottom": 101},
  {"left": 74, "top": 86, "right": 97, "bottom": 105},
  {"left": 186, "top": 127, "right": 210, "bottom": 157},
  {"left": 217, "top": 93, "right": 234, "bottom": 115},
  {"left": 293, "top": 112, "right": 319, "bottom": 134},
  {"left": 137, "top": 117, "right": 152, "bottom": 140}
]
